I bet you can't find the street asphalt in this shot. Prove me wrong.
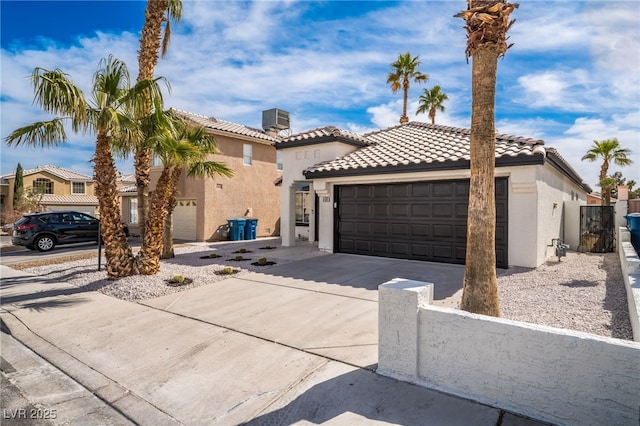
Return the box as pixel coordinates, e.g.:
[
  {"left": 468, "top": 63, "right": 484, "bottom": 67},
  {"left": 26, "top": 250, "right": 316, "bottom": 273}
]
[{"left": 0, "top": 241, "right": 549, "bottom": 425}]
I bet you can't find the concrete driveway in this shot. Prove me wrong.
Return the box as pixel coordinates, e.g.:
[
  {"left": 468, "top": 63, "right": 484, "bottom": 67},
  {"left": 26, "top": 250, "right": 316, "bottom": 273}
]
[{"left": 1, "top": 246, "right": 544, "bottom": 425}]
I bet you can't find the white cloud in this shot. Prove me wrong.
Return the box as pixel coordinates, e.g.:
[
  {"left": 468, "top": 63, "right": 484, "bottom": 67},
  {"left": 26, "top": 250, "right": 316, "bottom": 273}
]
[{"left": 1, "top": 0, "right": 638, "bottom": 186}]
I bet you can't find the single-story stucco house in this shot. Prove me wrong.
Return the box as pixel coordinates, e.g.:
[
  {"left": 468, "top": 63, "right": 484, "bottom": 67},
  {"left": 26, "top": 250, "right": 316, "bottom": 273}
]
[{"left": 276, "top": 122, "right": 592, "bottom": 268}]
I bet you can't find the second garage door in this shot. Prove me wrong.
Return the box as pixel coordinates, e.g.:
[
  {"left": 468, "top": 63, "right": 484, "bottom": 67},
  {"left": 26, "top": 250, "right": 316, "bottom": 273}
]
[{"left": 335, "top": 178, "right": 508, "bottom": 268}]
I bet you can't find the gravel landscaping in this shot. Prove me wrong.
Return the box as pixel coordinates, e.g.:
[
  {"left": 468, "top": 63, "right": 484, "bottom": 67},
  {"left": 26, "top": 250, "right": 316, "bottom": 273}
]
[
  {"left": 498, "top": 251, "right": 632, "bottom": 341},
  {"left": 16, "top": 240, "right": 633, "bottom": 341}
]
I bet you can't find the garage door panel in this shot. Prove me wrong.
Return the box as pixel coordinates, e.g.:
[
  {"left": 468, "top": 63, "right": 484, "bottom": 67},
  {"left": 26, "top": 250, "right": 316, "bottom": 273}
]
[
  {"left": 412, "top": 183, "right": 430, "bottom": 197},
  {"left": 411, "top": 204, "right": 430, "bottom": 217},
  {"left": 433, "top": 245, "right": 453, "bottom": 259},
  {"left": 433, "top": 182, "right": 454, "bottom": 197},
  {"left": 391, "top": 204, "right": 409, "bottom": 217},
  {"left": 373, "top": 204, "right": 388, "bottom": 217},
  {"left": 391, "top": 243, "right": 409, "bottom": 255},
  {"left": 391, "top": 185, "right": 410, "bottom": 198},
  {"left": 433, "top": 224, "right": 453, "bottom": 238},
  {"left": 391, "top": 223, "right": 409, "bottom": 235},
  {"left": 455, "top": 204, "right": 468, "bottom": 217},
  {"left": 373, "top": 241, "right": 389, "bottom": 254},
  {"left": 411, "top": 224, "right": 430, "bottom": 237},
  {"left": 411, "top": 244, "right": 431, "bottom": 257},
  {"left": 355, "top": 240, "right": 372, "bottom": 252},
  {"left": 336, "top": 178, "right": 508, "bottom": 268},
  {"left": 455, "top": 183, "right": 470, "bottom": 197},
  {"left": 432, "top": 204, "right": 453, "bottom": 217}
]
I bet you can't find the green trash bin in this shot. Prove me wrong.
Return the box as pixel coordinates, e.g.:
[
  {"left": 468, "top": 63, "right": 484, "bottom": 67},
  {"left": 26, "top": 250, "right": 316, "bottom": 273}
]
[
  {"left": 244, "top": 218, "right": 258, "bottom": 240},
  {"left": 227, "top": 218, "right": 246, "bottom": 241}
]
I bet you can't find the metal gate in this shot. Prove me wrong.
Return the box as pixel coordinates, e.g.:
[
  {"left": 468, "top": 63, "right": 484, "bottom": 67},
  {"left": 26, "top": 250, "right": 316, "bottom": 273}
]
[{"left": 579, "top": 206, "right": 615, "bottom": 252}]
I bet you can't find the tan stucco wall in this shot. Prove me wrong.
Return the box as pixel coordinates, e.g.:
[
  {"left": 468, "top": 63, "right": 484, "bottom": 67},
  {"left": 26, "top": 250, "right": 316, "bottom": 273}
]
[{"left": 150, "top": 134, "right": 282, "bottom": 242}]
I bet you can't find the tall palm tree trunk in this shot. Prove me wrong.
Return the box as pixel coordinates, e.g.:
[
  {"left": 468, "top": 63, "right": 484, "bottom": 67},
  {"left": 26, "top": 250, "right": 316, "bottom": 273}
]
[
  {"left": 401, "top": 80, "right": 410, "bottom": 124},
  {"left": 135, "top": 165, "right": 174, "bottom": 274},
  {"left": 161, "top": 167, "right": 182, "bottom": 259},
  {"left": 460, "top": 47, "right": 500, "bottom": 316},
  {"left": 93, "top": 132, "right": 135, "bottom": 278},
  {"left": 136, "top": 0, "right": 170, "bottom": 240}
]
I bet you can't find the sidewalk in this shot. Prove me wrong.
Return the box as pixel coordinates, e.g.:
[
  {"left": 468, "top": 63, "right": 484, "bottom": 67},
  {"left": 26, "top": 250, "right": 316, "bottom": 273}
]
[{"left": 1, "top": 252, "right": 547, "bottom": 425}]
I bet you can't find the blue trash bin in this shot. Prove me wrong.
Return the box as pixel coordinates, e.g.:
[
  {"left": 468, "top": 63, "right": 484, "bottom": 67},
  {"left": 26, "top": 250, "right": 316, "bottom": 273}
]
[
  {"left": 626, "top": 213, "right": 640, "bottom": 251},
  {"left": 227, "top": 218, "right": 246, "bottom": 241},
  {"left": 244, "top": 218, "right": 258, "bottom": 240}
]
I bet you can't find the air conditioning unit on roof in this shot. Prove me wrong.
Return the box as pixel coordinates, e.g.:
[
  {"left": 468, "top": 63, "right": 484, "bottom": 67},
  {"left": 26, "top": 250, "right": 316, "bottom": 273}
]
[{"left": 262, "top": 108, "right": 290, "bottom": 131}]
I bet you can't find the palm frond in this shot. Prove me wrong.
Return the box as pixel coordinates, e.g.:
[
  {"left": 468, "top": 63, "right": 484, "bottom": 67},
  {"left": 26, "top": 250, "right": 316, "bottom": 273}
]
[
  {"left": 30, "top": 67, "right": 88, "bottom": 127},
  {"left": 4, "top": 119, "right": 68, "bottom": 147},
  {"left": 187, "top": 161, "right": 234, "bottom": 179}
]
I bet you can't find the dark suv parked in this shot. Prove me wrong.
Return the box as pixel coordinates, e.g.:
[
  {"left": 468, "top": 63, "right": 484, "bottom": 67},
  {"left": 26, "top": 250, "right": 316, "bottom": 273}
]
[{"left": 12, "top": 211, "right": 127, "bottom": 252}]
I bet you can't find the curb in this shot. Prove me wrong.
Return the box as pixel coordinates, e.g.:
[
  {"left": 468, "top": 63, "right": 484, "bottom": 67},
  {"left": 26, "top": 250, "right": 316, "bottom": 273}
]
[{"left": 0, "top": 310, "right": 180, "bottom": 425}]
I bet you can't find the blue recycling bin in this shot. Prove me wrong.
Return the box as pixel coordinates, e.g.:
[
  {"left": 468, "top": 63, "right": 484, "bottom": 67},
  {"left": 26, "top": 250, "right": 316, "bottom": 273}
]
[
  {"left": 227, "top": 218, "right": 246, "bottom": 241},
  {"left": 625, "top": 213, "right": 640, "bottom": 251},
  {"left": 244, "top": 218, "right": 258, "bottom": 240}
]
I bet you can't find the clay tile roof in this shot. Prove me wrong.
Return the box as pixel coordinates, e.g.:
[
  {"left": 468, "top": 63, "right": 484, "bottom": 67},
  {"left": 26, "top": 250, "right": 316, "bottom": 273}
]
[
  {"left": 304, "top": 122, "right": 547, "bottom": 177},
  {"left": 276, "top": 126, "right": 370, "bottom": 149},
  {"left": 170, "top": 108, "right": 280, "bottom": 143},
  {"left": 1, "top": 165, "right": 93, "bottom": 182},
  {"left": 40, "top": 194, "right": 99, "bottom": 205}
]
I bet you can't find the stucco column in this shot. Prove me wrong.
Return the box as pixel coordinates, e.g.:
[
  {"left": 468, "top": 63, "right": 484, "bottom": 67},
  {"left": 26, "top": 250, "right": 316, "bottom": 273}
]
[
  {"left": 280, "top": 183, "right": 296, "bottom": 247},
  {"left": 378, "top": 278, "right": 433, "bottom": 380}
]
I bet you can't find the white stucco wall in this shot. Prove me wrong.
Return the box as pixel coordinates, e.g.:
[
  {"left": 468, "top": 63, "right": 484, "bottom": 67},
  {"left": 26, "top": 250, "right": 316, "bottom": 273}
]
[
  {"left": 279, "top": 142, "right": 359, "bottom": 246},
  {"left": 509, "top": 164, "right": 587, "bottom": 267},
  {"left": 279, "top": 145, "right": 588, "bottom": 267},
  {"left": 378, "top": 279, "right": 640, "bottom": 426}
]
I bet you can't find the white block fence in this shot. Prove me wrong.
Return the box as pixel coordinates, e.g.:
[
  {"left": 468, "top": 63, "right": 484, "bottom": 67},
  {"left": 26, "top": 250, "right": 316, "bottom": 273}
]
[
  {"left": 619, "top": 227, "right": 640, "bottom": 341},
  {"left": 378, "top": 279, "right": 640, "bottom": 426}
]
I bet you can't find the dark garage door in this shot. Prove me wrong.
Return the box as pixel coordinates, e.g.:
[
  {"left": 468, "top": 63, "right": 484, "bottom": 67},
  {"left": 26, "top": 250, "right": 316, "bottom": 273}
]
[{"left": 335, "top": 178, "right": 508, "bottom": 268}]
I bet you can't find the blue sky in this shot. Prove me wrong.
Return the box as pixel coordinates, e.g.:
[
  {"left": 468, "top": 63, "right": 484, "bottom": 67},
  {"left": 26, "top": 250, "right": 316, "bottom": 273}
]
[{"left": 1, "top": 0, "right": 639, "bottom": 190}]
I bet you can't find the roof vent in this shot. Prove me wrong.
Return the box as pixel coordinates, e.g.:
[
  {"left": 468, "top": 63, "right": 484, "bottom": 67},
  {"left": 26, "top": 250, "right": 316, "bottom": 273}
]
[{"left": 262, "top": 108, "right": 290, "bottom": 131}]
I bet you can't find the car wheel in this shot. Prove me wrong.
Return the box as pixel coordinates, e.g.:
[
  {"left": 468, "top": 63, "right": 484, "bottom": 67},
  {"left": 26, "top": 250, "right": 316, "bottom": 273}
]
[{"left": 34, "top": 235, "right": 56, "bottom": 252}]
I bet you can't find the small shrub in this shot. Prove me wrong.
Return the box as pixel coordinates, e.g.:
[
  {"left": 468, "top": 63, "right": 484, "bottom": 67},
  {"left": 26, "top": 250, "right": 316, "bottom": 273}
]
[
  {"left": 171, "top": 274, "right": 185, "bottom": 284},
  {"left": 209, "top": 253, "right": 221, "bottom": 258},
  {"left": 258, "top": 257, "right": 267, "bottom": 265},
  {"left": 234, "top": 255, "right": 244, "bottom": 261},
  {"left": 238, "top": 248, "right": 247, "bottom": 253},
  {"left": 221, "top": 266, "right": 234, "bottom": 275}
]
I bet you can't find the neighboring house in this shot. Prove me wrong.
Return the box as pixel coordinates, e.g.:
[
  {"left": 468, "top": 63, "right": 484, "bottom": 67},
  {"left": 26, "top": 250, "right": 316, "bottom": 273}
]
[
  {"left": 117, "top": 173, "right": 139, "bottom": 235},
  {"left": 276, "top": 122, "right": 592, "bottom": 268},
  {"left": 147, "top": 109, "right": 282, "bottom": 242},
  {"left": 586, "top": 191, "right": 617, "bottom": 205},
  {"left": 0, "top": 165, "right": 98, "bottom": 216}
]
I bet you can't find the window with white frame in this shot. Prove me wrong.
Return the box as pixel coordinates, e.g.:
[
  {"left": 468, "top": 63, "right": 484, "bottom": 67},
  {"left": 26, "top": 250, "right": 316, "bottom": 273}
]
[
  {"left": 129, "top": 197, "right": 138, "bottom": 224},
  {"left": 243, "top": 144, "right": 252, "bottom": 166},
  {"left": 276, "top": 150, "right": 283, "bottom": 171},
  {"left": 33, "top": 178, "right": 53, "bottom": 194},
  {"left": 295, "top": 183, "right": 310, "bottom": 225},
  {"left": 72, "top": 182, "right": 86, "bottom": 194}
]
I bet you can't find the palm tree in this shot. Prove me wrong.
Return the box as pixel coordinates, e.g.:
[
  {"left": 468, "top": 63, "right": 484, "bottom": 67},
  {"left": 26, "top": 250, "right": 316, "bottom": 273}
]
[
  {"left": 455, "top": 1, "right": 518, "bottom": 317},
  {"left": 134, "top": 115, "right": 233, "bottom": 273},
  {"left": 135, "top": 0, "right": 183, "bottom": 241},
  {"left": 581, "top": 138, "right": 633, "bottom": 206},
  {"left": 387, "top": 52, "right": 429, "bottom": 124},
  {"left": 416, "top": 85, "right": 449, "bottom": 124},
  {"left": 4, "top": 56, "right": 166, "bottom": 278}
]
